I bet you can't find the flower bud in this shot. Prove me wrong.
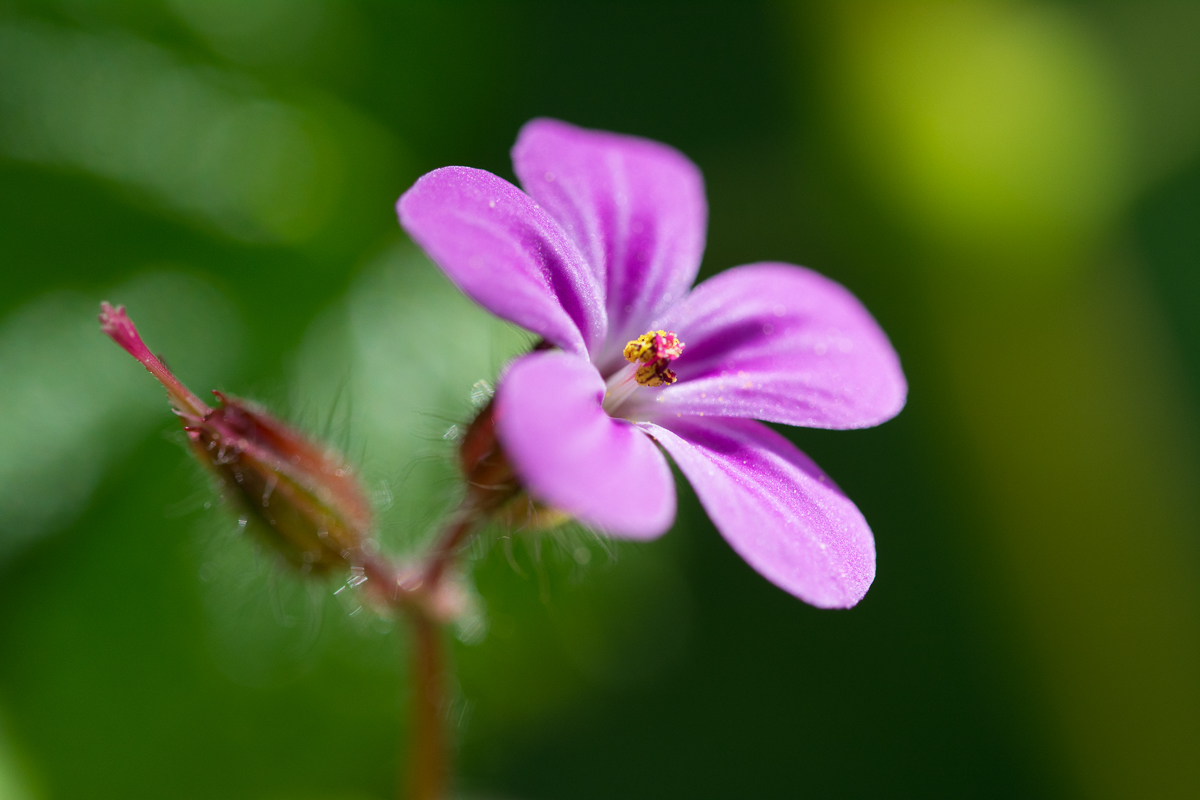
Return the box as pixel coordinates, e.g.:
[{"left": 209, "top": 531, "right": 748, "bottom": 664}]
[
  {"left": 457, "top": 395, "right": 567, "bottom": 531},
  {"left": 99, "top": 302, "right": 373, "bottom": 573},
  {"left": 457, "top": 395, "right": 517, "bottom": 512}
]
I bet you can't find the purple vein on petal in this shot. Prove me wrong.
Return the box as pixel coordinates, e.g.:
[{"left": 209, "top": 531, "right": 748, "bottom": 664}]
[
  {"left": 643, "top": 416, "right": 876, "bottom": 608},
  {"left": 512, "top": 118, "right": 707, "bottom": 369},
  {"left": 397, "top": 165, "right": 606, "bottom": 356},
  {"left": 630, "top": 263, "right": 907, "bottom": 429}
]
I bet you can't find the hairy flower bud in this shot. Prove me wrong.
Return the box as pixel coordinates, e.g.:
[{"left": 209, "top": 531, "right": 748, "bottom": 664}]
[
  {"left": 456, "top": 395, "right": 569, "bottom": 532},
  {"left": 100, "top": 302, "right": 373, "bottom": 573},
  {"left": 457, "top": 395, "right": 520, "bottom": 515}
]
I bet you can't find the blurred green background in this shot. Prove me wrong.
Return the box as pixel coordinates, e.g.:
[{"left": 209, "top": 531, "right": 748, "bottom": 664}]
[{"left": 2, "top": 1, "right": 1200, "bottom": 798}]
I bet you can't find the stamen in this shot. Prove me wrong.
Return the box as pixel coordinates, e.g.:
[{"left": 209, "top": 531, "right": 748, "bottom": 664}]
[
  {"left": 622, "top": 330, "right": 684, "bottom": 365},
  {"left": 622, "top": 329, "right": 684, "bottom": 388},
  {"left": 603, "top": 329, "right": 686, "bottom": 414},
  {"left": 602, "top": 362, "right": 640, "bottom": 414},
  {"left": 635, "top": 360, "right": 677, "bottom": 387}
]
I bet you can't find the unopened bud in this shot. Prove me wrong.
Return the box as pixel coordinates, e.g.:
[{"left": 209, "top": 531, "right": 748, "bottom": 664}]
[
  {"left": 100, "top": 302, "right": 373, "bottom": 573},
  {"left": 457, "top": 395, "right": 569, "bottom": 532},
  {"left": 457, "top": 395, "right": 520, "bottom": 516}
]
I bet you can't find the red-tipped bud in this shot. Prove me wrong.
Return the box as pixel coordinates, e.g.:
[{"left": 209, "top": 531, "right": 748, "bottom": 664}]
[
  {"left": 100, "top": 302, "right": 209, "bottom": 420},
  {"left": 100, "top": 303, "right": 374, "bottom": 573}
]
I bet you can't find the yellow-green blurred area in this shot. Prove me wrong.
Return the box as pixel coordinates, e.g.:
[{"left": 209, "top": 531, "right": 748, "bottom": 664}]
[{"left": 2, "top": 1, "right": 1200, "bottom": 797}]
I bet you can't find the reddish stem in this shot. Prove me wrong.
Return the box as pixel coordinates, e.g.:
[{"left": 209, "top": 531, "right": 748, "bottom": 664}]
[
  {"left": 407, "top": 611, "right": 447, "bottom": 800},
  {"left": 422, "top": 512, "right": 478, "bottom": 590},
  {"left": 395, "top": 395, "right": 520, "bottom": 798}
]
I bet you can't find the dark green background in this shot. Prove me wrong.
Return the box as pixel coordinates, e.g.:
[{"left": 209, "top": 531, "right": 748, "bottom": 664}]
[{"left": 3, "top": 3, "right": 1199, "bottom": 799}]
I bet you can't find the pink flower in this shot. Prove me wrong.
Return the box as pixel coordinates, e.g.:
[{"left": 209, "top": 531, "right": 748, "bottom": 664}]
[{"left": 397, "top": 119, "right": 906, "bottom": 608}]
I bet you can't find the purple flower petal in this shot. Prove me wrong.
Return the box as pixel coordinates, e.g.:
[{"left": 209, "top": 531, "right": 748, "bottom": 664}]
[
  {"left": 397, "top": 166, "right": 606, "bottom": 356},
  {"left": 512, "top": 119, "right": 707, "bottom": 369},
  {"left": 495, "top": 351, "right": 675, "bottom": 539},
  {"left": 643, "top": 416, "right": 875, "bottom": 608},
  {"left": 630, "top": 263, "right": 907, "bottom": 429}
]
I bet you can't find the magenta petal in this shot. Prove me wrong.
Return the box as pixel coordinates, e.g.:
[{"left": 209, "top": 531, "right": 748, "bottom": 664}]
[
  {"left": 643, "top": 417, "right": 875, "bottom": 608},
  {"left": 633, "top": 263, "right": 907, "bottom": 429},
  {"left": 495, "top": 351, "right": 675, "bottom": 539},
  {"left": 512, "top": 119, "right": 707, "bottom": 368},
  {"left": 397, "top": 166, "right": 606, "bottom": 356}
]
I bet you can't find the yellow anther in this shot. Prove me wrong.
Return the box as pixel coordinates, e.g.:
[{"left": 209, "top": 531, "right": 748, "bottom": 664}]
[
  {"left": 623, "top": 333, "right": 657, "bottom": 364},
  {"left": 623, "top": 330, "right": 685, "bottom": 365},
  {"left": 635, "top": 360, "right": 677, "bottom": 387},
  {"left": 621, "top": 329, "right": 684, "bottom": 388},
  {"left": 604, "top": 329, "right": 686, "bottom": 411}
]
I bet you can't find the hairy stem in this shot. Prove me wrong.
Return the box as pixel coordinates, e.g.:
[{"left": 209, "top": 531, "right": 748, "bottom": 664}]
[
  {"left": 422, "top": 512, "right": 478, "bottom": 589},
  {"left": 388, "top": 504, "right": 483, "bottom": 800},
  {"left": 389, "top": 390, "right": 509, "bottom": 798},
  {"left": 407, "top": 610, "right": 447, "bottom": 800}
]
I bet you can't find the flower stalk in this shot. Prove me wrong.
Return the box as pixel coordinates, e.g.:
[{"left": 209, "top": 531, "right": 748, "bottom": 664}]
[{"left": 407, "top": 610, "right": 448, "bottom": 800}]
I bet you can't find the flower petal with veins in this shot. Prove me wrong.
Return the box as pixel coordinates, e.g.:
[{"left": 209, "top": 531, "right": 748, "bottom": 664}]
[
  {"left": 644, "top": 416, "right": 875, "bottom": 608},
  {"left": 513, "top": 118, "right": 707, "bottom": 369},
  {"left": 398, "top": 166, "right": 606, "bottom": 356},
  {"left": 495, "top": 350, "right": 675, "bottom": 539},
  {"left": 628, "top": 263, "right": 907, "bottom": 429}
]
